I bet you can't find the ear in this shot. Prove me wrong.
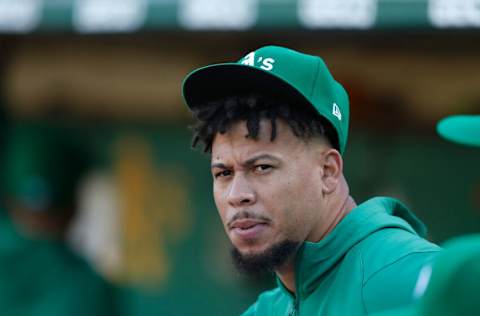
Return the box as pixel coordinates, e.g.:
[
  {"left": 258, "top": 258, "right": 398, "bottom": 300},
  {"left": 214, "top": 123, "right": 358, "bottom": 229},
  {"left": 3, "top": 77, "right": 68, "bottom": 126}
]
[{"left": 320, "top": 148, "right": 343, "bottom": 195}]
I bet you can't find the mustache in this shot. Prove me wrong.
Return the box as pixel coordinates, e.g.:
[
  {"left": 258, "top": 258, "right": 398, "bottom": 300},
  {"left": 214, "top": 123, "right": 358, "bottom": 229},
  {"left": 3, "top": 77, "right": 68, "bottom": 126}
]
[{"left": 227, "top": 211, "right": 271, "bottom": 227}]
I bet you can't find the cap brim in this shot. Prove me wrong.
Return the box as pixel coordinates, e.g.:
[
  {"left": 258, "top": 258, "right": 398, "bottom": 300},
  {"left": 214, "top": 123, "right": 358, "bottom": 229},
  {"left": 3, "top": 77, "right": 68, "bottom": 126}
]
[
  {"left": 437, "top": 115, "right": 480, "bottom": 147},
  {"left": 182, "top": 63, "right": 312, "bottom": 111}
]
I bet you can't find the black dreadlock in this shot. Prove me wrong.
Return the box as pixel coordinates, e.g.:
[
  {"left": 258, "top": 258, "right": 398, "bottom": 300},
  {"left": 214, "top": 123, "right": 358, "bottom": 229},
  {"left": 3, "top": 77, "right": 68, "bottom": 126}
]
[{"left": 190, "top": 94, "right": 338, "bottom": 153}]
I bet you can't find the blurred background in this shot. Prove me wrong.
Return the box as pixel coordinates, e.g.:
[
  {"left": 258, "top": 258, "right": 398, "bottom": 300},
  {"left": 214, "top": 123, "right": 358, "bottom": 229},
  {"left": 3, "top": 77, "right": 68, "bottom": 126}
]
[{"left": 0, "top": 0, "right": 480, "bottom": 315}]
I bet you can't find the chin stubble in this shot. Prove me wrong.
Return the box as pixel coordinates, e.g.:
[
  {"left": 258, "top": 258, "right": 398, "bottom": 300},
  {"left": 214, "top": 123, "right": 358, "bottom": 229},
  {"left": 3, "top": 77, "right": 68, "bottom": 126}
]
[{"left": 230, "top": 240, "right": 300, "bottom": 277}]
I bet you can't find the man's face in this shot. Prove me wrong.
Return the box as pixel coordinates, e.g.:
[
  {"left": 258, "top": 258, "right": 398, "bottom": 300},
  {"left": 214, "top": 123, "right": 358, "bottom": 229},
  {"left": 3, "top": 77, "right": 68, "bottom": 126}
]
[{"left": 211, "top": 119, "right": 326, "bottom": 261}]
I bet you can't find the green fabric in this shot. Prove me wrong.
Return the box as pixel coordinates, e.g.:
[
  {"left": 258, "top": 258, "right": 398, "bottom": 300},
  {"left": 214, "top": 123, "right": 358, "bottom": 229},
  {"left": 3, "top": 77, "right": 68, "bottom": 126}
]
[
  {"left": 241, "top": 197, "right": 440, "bottom": 316},
  {"left": 375, "top": 234, "right": 480, "bottom": 316},
  {"left": 0, "top": 214, "right": 116, "bottom": 316},
  {"left": 182, "top": 45, "right": 350, "bottom": 154},
  {"left": 437, "top": 115, "right": 480, "bottom": 147}
]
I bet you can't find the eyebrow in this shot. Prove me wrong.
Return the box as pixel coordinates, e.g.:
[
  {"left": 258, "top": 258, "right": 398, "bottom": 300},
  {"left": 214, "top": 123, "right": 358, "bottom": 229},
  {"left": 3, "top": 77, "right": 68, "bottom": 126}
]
[{"left": 211, "top": 154, "right": 281, "bottom": 169}]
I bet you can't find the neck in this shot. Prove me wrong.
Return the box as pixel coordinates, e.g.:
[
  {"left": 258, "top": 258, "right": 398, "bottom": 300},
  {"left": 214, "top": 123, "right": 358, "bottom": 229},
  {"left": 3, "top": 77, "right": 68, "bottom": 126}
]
[
  {"left": 317, "top": 195, "right": 356, "bottom": 241},
  {"left": 275, "top": 254, "right": 297, "bottom": 294},
  {"left": 275, "top": 191, "right": 357, "bottom": 294}
]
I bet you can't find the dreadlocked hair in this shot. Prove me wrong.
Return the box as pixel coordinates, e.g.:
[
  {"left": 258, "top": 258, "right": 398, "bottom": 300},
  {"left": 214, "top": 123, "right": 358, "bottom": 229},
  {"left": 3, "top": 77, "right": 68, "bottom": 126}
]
[{"left": 190, "top": 93, "right": 339, "bottom": 153}]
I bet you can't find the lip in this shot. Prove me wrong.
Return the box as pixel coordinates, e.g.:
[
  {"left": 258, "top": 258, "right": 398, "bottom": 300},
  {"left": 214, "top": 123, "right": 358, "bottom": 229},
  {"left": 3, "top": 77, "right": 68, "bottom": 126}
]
[
  {"left": 230, "top": 219, "right": 268, "bottom": 240},
  {"left": 230, "top": 219, "right": 265, "bottom": 230}
]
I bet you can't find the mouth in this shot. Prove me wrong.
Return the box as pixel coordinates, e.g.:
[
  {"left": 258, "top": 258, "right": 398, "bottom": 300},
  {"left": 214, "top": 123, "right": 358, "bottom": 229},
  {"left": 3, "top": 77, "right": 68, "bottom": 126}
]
[{"left": 229, "top": 219, "right": 269, "bottom": 240}]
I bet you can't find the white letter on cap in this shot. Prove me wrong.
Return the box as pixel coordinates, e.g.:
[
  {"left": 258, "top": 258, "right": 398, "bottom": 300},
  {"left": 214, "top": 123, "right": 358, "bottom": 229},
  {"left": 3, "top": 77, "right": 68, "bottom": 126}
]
[
  {"left": 241, "top": 52, "right": 255, "bottom": 66},
  {"left": 260, "top": 58, "right": 275, "bottom": 71}
]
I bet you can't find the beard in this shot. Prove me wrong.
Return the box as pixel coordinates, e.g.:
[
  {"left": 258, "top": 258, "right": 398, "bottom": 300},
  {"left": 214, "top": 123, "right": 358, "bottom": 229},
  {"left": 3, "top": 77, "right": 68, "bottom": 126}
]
[{"left": 230, "top": 240, "right": 300, "bottom": 277}]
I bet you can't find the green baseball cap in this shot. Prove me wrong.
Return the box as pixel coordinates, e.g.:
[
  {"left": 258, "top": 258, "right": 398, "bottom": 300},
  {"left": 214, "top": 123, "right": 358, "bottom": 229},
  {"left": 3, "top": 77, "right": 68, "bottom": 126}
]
[
  {"left": 374, "top": 234, "right": 480, "bottom": 316},
  {"left": 182, "top": 45, "right": 350, "bottom": 154},
  {"left": 437, "top": 115, "right": 480, "bottom": 147}
]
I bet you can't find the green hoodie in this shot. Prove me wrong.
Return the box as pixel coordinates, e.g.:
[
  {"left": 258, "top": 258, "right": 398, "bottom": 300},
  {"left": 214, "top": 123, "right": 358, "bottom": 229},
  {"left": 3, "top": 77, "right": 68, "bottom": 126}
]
[{"left": 242, "top": 197, "right": 441, "bottom": 316}]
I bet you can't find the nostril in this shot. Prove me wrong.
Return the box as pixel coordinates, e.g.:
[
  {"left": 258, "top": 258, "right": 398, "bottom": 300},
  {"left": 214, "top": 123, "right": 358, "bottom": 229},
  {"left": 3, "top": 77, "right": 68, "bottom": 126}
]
[{"left": 241, "top": 198, "right": 251, "bottom": 204}]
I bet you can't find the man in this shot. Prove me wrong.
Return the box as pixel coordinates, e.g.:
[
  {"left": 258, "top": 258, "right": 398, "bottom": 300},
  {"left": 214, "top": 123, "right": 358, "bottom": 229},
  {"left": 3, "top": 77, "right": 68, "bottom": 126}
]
[
  {"left": 0, "top": 122, "right": 117, "bottom": 316},
  {"left": 182, "top": 46, "right": 440, "bottom": 315}
]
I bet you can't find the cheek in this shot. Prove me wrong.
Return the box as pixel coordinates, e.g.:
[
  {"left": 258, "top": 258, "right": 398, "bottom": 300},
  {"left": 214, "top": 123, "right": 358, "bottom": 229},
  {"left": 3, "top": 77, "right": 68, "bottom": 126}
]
[
  {"left": 265, "top": 174, "right": 304, "bottom": 224},
  {"left": 273, "top": 168, "right": 313, "bottom": 203},
  {"left": 213, "top": 185, "right": 228, "bottom": 223},
  {"left": 276, "top": 168, "right": 321, "bottom": 234}
]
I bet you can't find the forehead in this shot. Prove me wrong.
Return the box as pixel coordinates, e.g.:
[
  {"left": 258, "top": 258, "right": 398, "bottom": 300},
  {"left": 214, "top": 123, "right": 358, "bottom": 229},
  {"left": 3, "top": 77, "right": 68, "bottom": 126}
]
[{"left": 211, "top": 119, "right": 309, "bottom": 161}]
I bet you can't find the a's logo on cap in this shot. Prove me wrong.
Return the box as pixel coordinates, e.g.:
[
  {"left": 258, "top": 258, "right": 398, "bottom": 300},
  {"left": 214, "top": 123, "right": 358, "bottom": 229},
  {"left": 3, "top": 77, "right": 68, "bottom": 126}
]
[
  {"left": 332, "top": 102, "right": 342, "bottom": 121},
  {"left": 240, "top": 51, "right": 275, "bottom": 71}
]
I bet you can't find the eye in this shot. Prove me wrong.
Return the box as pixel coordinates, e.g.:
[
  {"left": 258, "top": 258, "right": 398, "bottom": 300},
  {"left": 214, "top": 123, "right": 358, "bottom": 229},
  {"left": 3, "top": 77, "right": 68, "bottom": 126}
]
[
  {"left": 214, "top": 170, "right": 233, "bottom": 179},
  {"left": 254, "top": 164, "right": 272, "bottom": 173}
]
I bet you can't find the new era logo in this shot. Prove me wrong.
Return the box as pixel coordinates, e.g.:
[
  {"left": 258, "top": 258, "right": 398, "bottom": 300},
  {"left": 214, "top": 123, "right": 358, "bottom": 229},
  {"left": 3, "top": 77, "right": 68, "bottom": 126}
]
[{"left": 332, "top": 102, "right": 342, "bottom": 121}]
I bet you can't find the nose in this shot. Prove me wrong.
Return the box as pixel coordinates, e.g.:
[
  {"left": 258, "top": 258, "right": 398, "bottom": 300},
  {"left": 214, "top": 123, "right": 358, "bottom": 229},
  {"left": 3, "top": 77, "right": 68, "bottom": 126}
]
[{"left": 227, "top": 174, "right": 256, "bottom": 208}]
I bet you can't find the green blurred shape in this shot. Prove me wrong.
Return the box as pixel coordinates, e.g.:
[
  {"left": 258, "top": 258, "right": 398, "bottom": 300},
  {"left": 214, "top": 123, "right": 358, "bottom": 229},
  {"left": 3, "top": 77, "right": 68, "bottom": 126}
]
[
  {"left": 4, "top": 122, "right": 89, "bottom": 213},
  {"left": 437, "top": 115, "right": 480, "bottom": 148}
]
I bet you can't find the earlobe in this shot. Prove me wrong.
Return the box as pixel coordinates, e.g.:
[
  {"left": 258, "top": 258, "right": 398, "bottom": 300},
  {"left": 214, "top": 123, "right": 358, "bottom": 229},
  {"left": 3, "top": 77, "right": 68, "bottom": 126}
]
[{"left": 321, "top": 149, "right": 343, "bottom": 194}]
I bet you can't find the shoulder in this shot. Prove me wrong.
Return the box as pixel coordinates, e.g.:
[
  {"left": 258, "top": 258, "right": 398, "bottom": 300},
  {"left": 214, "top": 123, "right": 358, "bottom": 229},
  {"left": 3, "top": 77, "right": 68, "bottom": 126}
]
[
  {"left": 358, "top": 227, "right": 440, "bottom": 279},
  {"left": 240, "top": 287, "right": 290, "bottom": 316},
  {"left": 355, "top": 228, "right": 440, "bottom": 313}
]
